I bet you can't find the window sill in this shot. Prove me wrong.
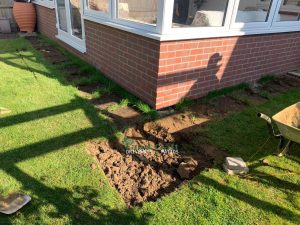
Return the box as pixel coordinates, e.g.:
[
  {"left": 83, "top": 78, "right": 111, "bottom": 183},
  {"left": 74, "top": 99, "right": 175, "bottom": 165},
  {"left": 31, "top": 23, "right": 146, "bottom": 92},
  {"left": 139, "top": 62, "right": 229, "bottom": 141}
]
[
  {"left": 84, "top": 14, "right": 300, "bottom": 41},
  {"left": 56, "top": 34, "right": 86, "bottom": 53},
  {"left": 83, "top": 15, "right": 161, "bottom": 41}
]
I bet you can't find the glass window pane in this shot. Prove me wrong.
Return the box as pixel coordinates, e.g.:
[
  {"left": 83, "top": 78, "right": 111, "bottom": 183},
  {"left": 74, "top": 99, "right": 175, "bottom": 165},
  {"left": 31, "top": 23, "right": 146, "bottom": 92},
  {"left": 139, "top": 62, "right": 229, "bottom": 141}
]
[
  {"left": 277, "top": 0, "right": 300, "bottom": 21},
  {"left": 70, "top": 0, "right": 83, "bottom": 39},
  {"left": 235, "top": 0, "right": 273, "bottom": 23},
  {"left": 172, "top": 0, "right": 229, "bottom": 28},
  {"left": 87, "top": 0, "right": 109, "bottom": 13},
  {"left": 57, "top": 0, "right": 68, "bottom": 32},
  {"left": 118, "top": 0, "right": 158, "bottom": 25}
]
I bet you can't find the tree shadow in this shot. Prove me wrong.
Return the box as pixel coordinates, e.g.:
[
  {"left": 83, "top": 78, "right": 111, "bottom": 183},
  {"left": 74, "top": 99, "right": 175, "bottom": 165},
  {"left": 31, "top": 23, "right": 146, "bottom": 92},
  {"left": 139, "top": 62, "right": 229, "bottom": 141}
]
[
  {"left": 1, "top": 166, "right": 151, "bottom": 225},
  {"left": 0, "top": 94, "right": 151, "bottom": 223},
  {"left": 189, "top": 174, "right": 300, "bottom": 222}
]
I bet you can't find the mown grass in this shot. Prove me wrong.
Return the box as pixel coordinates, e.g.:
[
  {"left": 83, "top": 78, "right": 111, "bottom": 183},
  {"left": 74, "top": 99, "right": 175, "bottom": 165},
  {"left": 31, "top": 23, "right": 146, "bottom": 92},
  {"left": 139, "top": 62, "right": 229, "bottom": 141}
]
[{"left": 0, "top": 38, "right": 299, "bottom": 225}]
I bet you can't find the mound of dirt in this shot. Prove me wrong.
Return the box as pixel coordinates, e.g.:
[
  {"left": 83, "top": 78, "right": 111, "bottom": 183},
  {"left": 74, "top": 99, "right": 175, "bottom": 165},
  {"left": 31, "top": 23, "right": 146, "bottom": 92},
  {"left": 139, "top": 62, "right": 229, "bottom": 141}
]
[{"left": 88, "top": 120, "right": 226, "bottom": 206}]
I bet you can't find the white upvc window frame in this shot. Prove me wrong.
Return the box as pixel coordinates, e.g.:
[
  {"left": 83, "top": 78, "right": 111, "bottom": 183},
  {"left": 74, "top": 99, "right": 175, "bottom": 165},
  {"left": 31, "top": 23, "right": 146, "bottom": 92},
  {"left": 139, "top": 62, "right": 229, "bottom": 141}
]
[
  {"left": 62, "top": 0, "right": 300, "bottom": 43},
  {"left": 83, "top": 0, "right": 111, "bottom": 20},
  {"left": 230, "top": 0, "right": 279, "bottom": 31},
  {"left": 271, "top": 0, "right": 300, "bottom": 28},
  {"left": 83, "top": 0, "right": 159, "bottom": 33},
  {"left": 55, "top": 0, "right": 86, "bottom": 53},
  {"left": 113, "top": 0, "right": 158, "bottom": 33},
  {"left": 158, "top": 0, "right": 235, "bottom": 36},
  {"left": 33, "top": 0, "right": 55, "bottom": 9}
]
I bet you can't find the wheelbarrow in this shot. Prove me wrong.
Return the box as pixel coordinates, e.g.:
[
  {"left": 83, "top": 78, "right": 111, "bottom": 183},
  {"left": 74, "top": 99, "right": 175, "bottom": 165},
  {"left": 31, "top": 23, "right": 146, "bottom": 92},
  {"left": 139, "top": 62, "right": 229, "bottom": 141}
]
[{"left": 258, "top": 102, "right": 300, "bottom": 156}]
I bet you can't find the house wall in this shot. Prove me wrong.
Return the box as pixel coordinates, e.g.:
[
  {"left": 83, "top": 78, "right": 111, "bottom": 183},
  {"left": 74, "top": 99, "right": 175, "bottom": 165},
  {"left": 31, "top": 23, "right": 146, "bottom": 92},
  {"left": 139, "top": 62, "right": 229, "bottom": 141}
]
[
  {"left": 157, "top": 33, "right": 300, "bottom": 108},
  {"left": 35, "top": 5, "right": 160, "bottom": 107},
  {"left": 35, "top": 5, "right": 300, "bottom": 110}
]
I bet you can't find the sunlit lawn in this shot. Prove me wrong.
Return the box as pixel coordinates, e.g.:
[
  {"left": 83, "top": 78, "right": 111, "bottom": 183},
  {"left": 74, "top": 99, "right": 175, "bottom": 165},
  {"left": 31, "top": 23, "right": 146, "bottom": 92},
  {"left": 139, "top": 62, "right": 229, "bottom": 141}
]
[{"left": 0, "top": 38, "right": 299, "bottom": 225}]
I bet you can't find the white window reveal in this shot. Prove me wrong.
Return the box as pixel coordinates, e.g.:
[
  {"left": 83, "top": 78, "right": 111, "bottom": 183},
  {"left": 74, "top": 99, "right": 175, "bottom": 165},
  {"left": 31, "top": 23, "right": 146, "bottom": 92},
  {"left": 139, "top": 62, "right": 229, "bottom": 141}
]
[
  {"left": 56, "top": 0, "right": 86, "bottom": 52},
  {"left": 33, "top": 0, "right": 55, "bottom": 9},
  {"left": 115, "top": 0, "right": 158, "bottom": 32},
  {"left": 231, "top": 0, "right": 279, "bottom": 30},
  {"left": 273, "top": 0, "right": 300, "bottom": 27},
  {"left": 84, "top": 0, "right": 110, "bottom": 19}
]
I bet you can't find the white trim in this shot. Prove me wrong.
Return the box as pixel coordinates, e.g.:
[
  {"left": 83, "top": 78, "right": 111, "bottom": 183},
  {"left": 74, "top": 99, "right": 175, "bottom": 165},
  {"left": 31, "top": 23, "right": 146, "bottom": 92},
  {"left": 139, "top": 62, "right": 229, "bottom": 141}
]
[
  {"left": 55, "top": 0, "right": 86, "bottom": 53},
  {"left": 113, "top": 0, "right": 158, "bottom": 32},
  {"left": 56, "top": 31, "right": 86, "bottom": 53},
  {"left": 271, "top": 0, "right": 300, "bottom": 28},
  {"left": 83, "top": 0, "right": 158, "bottom": 33},
  {"left": 33, "top": 0, "right": 55, "bottom": 9},
  {"left": 51, "top": 0, "right": 300, "bottom": 47},
  {"left": 230, "top": 0, "right": 278, "bottom": 30},
  {"left": 163, "top": 0, "right": 235, "bottom": 36},
  {"left": 158, "top": 26, "right": 300, "bottom": 41},
  {"left": 83, "top": 13, "right": 300, "bottom": 42},
  {"left": 157, "top": 0, "right": 174, "bottom": 34},
  {"left": 83, "top": 0, "right": 111, "bottom": 20},
  {"left": 83, "top": 15, "right": 161, "bottom": 39}
]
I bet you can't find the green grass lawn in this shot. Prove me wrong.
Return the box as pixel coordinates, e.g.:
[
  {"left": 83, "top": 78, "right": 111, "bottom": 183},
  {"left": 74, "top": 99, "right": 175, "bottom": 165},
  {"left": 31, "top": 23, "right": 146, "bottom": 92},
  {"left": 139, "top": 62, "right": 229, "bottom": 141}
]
[{"left": 0, "top": 38, "right": 299, "bottom": 225}]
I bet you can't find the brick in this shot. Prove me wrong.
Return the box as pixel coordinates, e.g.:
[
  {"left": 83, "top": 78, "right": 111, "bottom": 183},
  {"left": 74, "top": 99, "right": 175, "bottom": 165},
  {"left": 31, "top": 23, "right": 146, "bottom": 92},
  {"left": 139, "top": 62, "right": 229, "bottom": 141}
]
[{"left": 35, "top": 5, "right": 300, "bottom": 110}]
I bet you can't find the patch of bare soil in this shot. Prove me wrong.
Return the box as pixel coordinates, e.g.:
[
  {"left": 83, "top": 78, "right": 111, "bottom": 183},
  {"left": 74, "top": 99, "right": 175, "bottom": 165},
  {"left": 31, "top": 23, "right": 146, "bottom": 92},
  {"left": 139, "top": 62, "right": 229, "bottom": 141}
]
[
  {"left": 89, "top": 94, "right": 121, "bottom": 110},
  {"left": 88, "top": 115, "right": 226, "bottom": 206},
  {"left": 190, "top": 96, "right": 247, "bottom": 117},
  {"left": 263, "top": 75, "right": 300, "bottom": 94},
  {"left": 105, "top": 106, "right": 143, "bottom": 130},
  {"left": 26, "top": 36, "right": 68, "bottom": 64},
  {"left": 77, "top": 83, "right": 104, "bottom": 94},
  {"left": 63, "top": 66, "right": 93, "bottom": 83},
  {"left": 231, "top": 90, "right": 268, "bottom": 105}
]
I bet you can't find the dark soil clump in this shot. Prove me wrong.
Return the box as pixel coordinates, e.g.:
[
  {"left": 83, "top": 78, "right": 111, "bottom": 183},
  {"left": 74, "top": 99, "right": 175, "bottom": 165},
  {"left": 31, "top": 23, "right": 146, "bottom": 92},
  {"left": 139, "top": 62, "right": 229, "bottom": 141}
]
[{"left": 87, "top": 120, "right": 226, "bottom": 206}]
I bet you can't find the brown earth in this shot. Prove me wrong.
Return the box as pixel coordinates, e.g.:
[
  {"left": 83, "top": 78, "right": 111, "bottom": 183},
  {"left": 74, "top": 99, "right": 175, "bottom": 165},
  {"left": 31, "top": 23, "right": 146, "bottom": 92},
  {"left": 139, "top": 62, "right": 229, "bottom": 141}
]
[
  {"left": 263, "top": 75, "right": 300, "bottom": 94},
  {"left": 88, "top": 121, "right": 226, "bottom": 206}
]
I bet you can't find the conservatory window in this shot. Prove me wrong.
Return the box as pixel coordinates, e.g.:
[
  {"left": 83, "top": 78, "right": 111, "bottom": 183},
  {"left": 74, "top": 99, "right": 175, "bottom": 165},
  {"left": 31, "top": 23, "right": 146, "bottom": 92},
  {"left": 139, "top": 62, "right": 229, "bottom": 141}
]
[
  {"left": 172, "top": 0, "right": 229, "bottom": 28},
  {"left": 117, "top": 0, "right": 158, "bottom": 25},
  {"left": 235, "top": 0, "right": 273, "bottom": 23},
  {"left": 276, "top": 0, "right": 300, "bottom": 21},
  {"left": 70, "top": 0, "right": 83, "bottom": 38},
  {"left": 86, "top": 0, "right": 109, "bottom": 13},
  {"left": 84, "top": 0, "right": 110, "bottom": 19}
]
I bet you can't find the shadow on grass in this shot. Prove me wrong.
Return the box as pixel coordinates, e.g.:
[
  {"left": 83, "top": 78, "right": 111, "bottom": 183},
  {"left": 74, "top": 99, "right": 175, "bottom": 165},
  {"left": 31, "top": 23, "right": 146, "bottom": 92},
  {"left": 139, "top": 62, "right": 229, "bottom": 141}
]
[
  {"left": 0, "top": 95, "right": 152, "bottom": 224},
  {"left": 190, "top": 174, "right": 300, "bottom": 223},
  {"left": 0, "top": 167, "right": 151, "bottom": 225}
]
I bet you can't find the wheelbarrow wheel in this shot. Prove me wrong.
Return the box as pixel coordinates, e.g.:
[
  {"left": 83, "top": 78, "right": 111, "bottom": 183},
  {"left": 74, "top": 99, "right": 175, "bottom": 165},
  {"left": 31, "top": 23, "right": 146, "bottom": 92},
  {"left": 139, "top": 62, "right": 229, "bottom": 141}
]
[{"left": 278, "top": 140, "right": 293, "bottom": 157}]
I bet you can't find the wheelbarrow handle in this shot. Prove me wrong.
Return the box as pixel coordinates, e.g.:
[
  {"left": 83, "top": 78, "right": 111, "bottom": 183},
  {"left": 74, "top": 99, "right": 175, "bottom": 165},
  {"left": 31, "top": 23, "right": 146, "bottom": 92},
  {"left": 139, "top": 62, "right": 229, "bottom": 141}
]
[
  {"left": 257, "top": 113, "right": 281, "bottom": 138},
  {"left": 257, "top": 113, "right": 272, "bottom": 124}
]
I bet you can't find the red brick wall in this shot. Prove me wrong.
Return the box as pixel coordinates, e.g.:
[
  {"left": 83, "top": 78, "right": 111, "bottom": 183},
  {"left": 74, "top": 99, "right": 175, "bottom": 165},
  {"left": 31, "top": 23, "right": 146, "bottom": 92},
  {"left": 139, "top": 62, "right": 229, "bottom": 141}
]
[
  {"left": 157, "top": 34, "right": 300, "bottom": 108},
  {"left": 35, "top": 5, "right": 160, "bottom": 107},
  {"left": 35, "top": 5, "right": 57, "bottom": 39},
  {"left": 35, "top": 5, "right": 300, "bottom": 110},
  {"left": 84, "top": 21, "right": 160, "bottom": 105}
]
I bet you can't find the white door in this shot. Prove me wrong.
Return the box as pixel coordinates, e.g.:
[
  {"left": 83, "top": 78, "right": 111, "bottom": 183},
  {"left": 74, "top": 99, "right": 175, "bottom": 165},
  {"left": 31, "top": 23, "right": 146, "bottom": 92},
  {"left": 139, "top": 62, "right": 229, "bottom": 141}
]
[{"left": 55, "top": 0, "right": 86, "bottom": 52}]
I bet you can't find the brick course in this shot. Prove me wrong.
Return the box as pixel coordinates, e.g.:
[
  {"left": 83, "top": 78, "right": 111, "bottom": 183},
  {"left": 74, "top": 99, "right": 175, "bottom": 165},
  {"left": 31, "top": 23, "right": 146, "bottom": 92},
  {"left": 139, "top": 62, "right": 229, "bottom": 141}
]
[
  {"left": 35, "top": 5, "right": 300, "bottom": 110},
  {"left": 157, "top": 34, "right": 300, "bottom": 108}
]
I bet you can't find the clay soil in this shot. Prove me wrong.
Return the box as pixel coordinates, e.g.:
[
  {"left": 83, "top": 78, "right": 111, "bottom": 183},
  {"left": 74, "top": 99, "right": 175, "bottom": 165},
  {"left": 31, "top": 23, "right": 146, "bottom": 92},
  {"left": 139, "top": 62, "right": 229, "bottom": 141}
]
[{"left": 88, "top": 120, "right": 226, "bottom": 206}]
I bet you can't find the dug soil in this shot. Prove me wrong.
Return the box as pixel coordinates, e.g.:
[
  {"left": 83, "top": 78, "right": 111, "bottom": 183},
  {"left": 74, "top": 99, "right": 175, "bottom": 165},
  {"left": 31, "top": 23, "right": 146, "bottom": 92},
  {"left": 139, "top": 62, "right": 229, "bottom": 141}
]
[{"left": 88, "top": 118, "right": 226, "bottom": 206}]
